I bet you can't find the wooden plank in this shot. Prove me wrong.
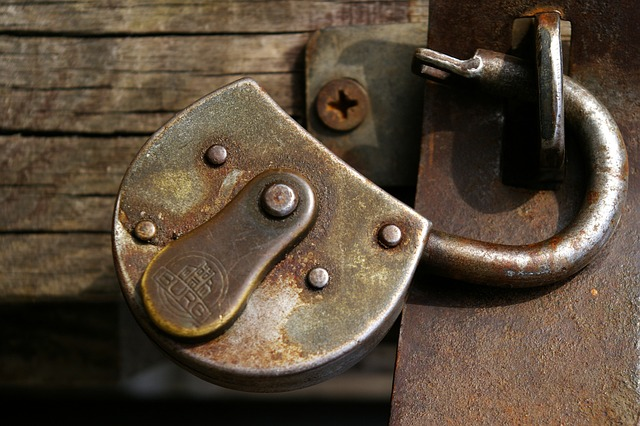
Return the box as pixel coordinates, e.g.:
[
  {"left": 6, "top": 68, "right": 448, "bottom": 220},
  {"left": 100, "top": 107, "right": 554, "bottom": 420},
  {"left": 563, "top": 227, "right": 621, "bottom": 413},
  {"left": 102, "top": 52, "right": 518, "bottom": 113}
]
[
  {"left": 1, "top": 136, "right": 123, "bottom": 297},
  {"left": 1, "top": 193, "right": 116, "bottom": 232},
  {"left": 0, "top": 0, "right": 424, "bottom": 34},
  {"left": 0, "top": 233, "right": 118, "bottom": 300},
  {"left": 0, "top": 34, "right": 306, "bottom": 133},
  {"left": 1, "top": 136, "right": 144, "bottom": 231},
  {"left": 0, "top": 135, "right": 142, "bottom": 195}
]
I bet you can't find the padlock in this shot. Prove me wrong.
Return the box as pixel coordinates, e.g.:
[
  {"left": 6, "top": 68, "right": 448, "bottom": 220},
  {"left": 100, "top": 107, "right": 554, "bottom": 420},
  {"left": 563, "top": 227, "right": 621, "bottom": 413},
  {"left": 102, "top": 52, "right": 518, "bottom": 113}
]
[
  {"left": 112, "top": 50, "right": 627, "bottom": 392},
  {"left": 112, "top": 77, "right": 430, "bottom": 392}
]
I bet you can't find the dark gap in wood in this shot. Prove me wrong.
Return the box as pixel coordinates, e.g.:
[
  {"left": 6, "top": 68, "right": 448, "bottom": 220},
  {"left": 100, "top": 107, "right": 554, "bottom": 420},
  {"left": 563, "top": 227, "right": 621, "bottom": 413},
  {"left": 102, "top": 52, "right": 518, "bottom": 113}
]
[
  {"left": 56, "top": 193, "right": 117, "bottom": 198},
  {"left": 194, "top": 71, "right": 304, "bottom": 78},
  {"left": 73, "top": 109, "right": 178, "bottom": 116},
  {"left": 0, "top": 185, "right": 116, "bottom": 196},
  {"left": 0, "top": 230, "right": 110, "bottom": 235},
  {"left": 0, "top": 129, "right": 153, "bottom": 138},
  {"left": 0, "top": 183, "right": 57, "bottom": 189},
  {"left": 2, "top": 84, "right": 114, "bottom": 91},
  {"left": 0, "top": 30, "right": 310, "bottom": 38}
]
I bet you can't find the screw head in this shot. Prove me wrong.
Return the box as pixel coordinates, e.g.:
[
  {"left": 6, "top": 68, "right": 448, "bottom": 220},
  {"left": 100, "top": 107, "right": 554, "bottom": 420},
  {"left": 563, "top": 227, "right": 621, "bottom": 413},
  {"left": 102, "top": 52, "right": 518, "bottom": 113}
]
[
  {"left": 378, "top": 224, "right": 402, "bottom": 248},
  {"left": 134, "top": 219, "right": 157, "bottom": 242},
  {"left": 261, "top": 183, "right": 298, "bottom": 218},
  {"left": 316, "top": 78, "right": 369, "bottom": 132},
  {"left": 205, "top": 144, "right": 228, "bottom": 166},
  {"left": 307, "top": 267, "right": 330, "bottom": 289}
]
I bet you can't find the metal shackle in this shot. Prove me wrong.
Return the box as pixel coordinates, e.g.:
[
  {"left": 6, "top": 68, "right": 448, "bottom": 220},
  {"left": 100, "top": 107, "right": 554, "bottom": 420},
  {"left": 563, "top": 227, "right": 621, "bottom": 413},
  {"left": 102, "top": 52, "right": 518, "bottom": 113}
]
[{"left": 415, "top": 49, "right": 629, "bottom": 287}]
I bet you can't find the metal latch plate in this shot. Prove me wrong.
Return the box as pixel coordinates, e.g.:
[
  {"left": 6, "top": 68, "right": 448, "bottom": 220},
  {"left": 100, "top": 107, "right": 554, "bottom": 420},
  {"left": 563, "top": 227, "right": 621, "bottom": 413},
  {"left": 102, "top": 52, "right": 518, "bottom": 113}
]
[{"left": 305, "top": 23, "right": 427, "bottom": 188}]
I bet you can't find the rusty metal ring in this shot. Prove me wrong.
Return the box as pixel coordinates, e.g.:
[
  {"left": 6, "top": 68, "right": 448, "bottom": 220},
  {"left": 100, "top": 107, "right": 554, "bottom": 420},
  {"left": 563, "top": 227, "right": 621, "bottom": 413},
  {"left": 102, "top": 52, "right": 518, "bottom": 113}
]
[{"left": 417, "top": 51, "right": 628, "bottom": 287}]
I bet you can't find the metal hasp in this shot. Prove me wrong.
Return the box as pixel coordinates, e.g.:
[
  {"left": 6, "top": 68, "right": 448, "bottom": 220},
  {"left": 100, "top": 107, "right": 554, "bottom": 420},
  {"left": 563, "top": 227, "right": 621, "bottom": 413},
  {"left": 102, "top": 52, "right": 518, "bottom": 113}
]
[
  {"left": 414, "top": 49, "right": 627, "bottom": 286},
  {"left": 391, "top": 1, "right": 640, "bottom": 424},
  {"left": 113, "top": 78, "right": 430, "bottom": 392},
  {"left": 305, "top": 23, "right": 427, "bottom": 189}
]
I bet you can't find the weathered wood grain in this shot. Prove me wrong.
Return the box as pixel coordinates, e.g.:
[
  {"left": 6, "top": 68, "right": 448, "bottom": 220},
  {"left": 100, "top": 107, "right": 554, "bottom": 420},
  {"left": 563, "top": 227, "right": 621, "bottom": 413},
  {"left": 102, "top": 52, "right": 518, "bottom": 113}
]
[
  {"left": 1, "top": 35, "right": 306, "bottom": 133},
  {"left": 0, "top": 136, "right": 134, "bottom": 299},
  {"left": 1, "top": 233, "right": 118, "bottom": 300},
  {"left": 1, "top": 135, "right": 142, "bottom": 195},
  {"left": 0, "top": 0, "right": 427, "bottom": 34},
  {"left": 1, "top": 136, "right": 144, "bottom": 231}
]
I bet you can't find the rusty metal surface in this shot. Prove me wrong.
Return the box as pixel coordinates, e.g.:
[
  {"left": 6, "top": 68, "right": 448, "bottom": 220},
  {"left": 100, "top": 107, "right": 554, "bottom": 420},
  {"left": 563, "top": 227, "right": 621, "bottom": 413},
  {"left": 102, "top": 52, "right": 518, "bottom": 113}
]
[
  {"left": 391, "top": 0, "right": 640, "bottom": 424},
  {"left": 305, "top": 23, "right": 427, "bottom": 188},
  {"left": 113, "top": 78, "right": 431, "bottom": 392}
]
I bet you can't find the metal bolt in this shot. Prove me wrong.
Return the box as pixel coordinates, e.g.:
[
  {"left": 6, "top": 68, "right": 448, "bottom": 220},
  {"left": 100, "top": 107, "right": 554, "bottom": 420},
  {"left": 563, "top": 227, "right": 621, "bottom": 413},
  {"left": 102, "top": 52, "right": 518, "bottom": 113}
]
[
  {"left": 205, "top": 144, "right": 228, "bottom": 166},
  {"left": 307, "top": 267, "right": 330, "bottom": 289},
  {"left": 134, "top": 219, "right": 157, "bottom": 242},
  {"left": 378, "top": 224, "right": 402, "bottom": 248},
  {"left": 261, "top": 183, "right": 298, "bottom": 218},
  {"left": 316, "top": 78, "right": 369, "bottom": 132}
]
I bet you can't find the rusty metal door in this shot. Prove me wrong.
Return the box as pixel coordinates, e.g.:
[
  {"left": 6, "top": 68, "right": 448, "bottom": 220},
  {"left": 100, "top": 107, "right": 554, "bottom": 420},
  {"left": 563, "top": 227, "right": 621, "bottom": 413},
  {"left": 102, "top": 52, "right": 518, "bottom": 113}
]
[{"left": 390, "top": 1, "right": 640, "bottom": 424}]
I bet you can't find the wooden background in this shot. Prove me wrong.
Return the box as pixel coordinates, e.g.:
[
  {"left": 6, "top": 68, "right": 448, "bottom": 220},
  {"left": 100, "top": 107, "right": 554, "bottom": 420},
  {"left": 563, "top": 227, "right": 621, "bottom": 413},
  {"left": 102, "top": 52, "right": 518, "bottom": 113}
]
[{"left": 0, "top": 1, "right": 428, "bottom": 419}]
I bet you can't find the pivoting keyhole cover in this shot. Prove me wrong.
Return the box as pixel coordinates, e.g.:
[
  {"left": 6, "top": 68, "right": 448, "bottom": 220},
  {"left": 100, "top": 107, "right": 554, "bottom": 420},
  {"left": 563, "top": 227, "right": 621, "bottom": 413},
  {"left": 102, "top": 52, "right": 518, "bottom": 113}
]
[
  {"left": 141, "top": 169, "right": 318, "bottom": 340},
  {"left": 112, "top": 78, "right": 431, "bottom": 392}
]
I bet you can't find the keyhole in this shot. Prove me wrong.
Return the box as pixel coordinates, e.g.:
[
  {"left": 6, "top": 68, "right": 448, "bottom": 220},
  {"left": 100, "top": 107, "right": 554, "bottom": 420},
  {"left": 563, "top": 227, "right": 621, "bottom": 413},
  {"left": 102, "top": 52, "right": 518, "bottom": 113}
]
[{"left": 328, "top": 90, "right": 358, "bottom": 119}]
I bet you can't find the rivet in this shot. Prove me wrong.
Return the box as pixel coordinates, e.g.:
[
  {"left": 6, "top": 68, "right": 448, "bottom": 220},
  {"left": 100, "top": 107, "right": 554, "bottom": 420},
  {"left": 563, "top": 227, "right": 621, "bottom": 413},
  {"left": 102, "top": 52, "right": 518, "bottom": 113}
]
[
  {"left": 378, "top": 224, "right": 402, "bottom": 248},
  {"left": 134, "top": 219, "right": 157, "bottom": 242},
  {"left": 205, "top": 144, "right": 228, "bottom": 166},
  {"left": 307, "top": 267, "right": 330, "bottom": 289},
  {"left": 261, "top": 183, "right": 298, "bottom": 218}
]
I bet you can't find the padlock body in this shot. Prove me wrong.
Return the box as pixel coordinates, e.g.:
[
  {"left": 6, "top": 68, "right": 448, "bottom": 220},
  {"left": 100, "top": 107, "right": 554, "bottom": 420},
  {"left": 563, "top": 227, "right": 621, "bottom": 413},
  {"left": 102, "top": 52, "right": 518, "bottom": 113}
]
[{"left": 113, "top": 78, "right": 430, "bottom": 391}]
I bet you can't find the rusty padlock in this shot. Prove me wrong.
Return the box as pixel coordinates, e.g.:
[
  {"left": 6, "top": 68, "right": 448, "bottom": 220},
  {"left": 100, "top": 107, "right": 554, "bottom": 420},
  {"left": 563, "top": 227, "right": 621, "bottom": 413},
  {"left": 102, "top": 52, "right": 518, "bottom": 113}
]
[{"left": 112, "top": 49, "right": 627, "bottom": 392}]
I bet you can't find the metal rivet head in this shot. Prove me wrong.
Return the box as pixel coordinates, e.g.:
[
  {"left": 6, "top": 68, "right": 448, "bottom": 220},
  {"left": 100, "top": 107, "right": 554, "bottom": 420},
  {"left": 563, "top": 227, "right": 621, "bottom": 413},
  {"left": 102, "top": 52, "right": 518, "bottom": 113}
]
[
  {"left": 134, "top": 220, "right": 157, "bottom": 242},
  {"left": 205, "top": 144, "right": 228, "bottom": 166},
  {"left": 378, "top": 224, "right": 402, "bottom": 248},
  {"left": 261, "top": 183, "right": 298, "bottom": 218},
  {"left": 307, "top": 267, "right": 330, "bottom": 289}
]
